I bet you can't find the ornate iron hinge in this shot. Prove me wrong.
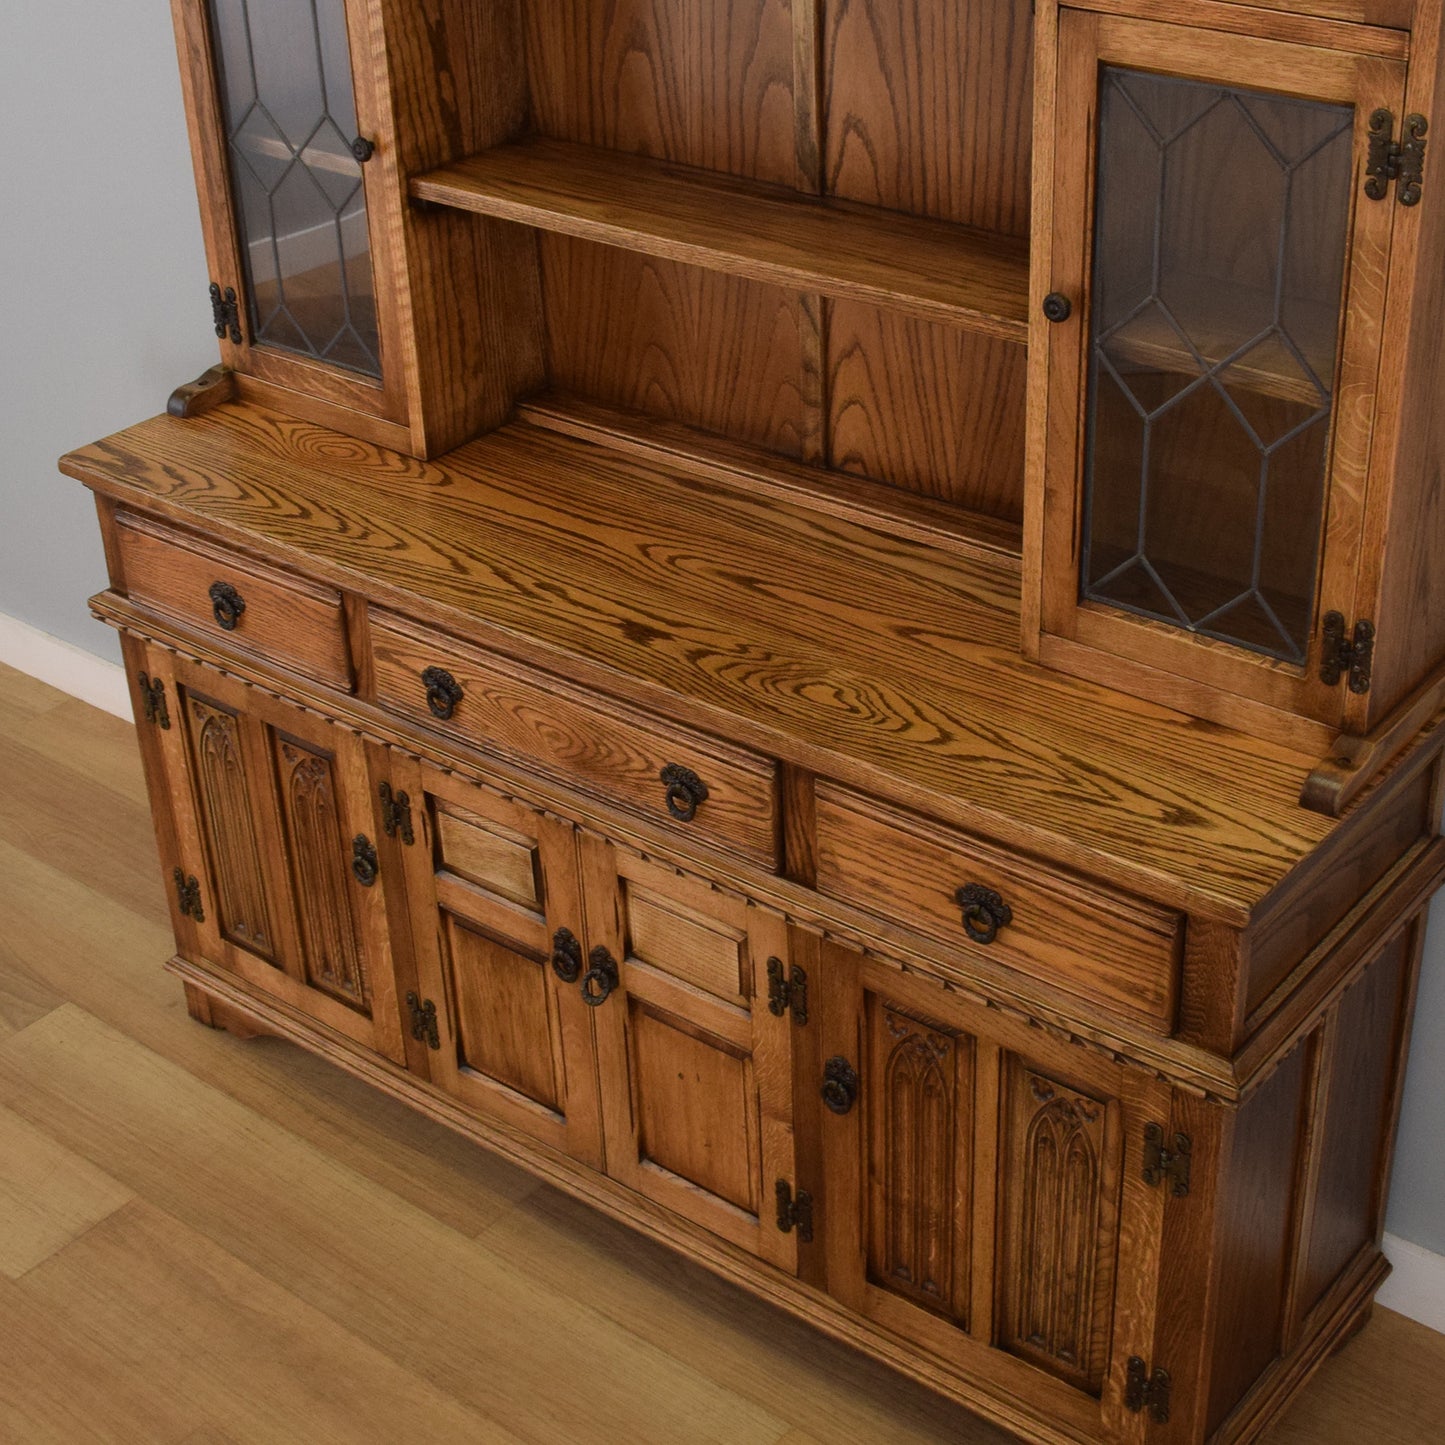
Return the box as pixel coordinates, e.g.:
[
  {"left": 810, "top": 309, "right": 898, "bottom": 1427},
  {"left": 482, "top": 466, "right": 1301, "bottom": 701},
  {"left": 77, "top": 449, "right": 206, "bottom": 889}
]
[
  {"left": 1319, "top": 612, "right": 1375, "bottom": 694},
  {"left": 1365, "top": 110, "right": 1428, "bottom": 206},
  {"left": 1126, "top": 1357, "right": 1172, "bottom": 1423},
  {"left": 138, "top": 672, "right": 170, "bottom": 729},
  {"left": 209, "top": 282, "right": 242, "bottom": 344},
  {"left": 775, "top": 1180, "right": 814, "bottom": 1243},
  {"left": 1142, "top": 1124, "right": 1193, "bottom": 1197},
  {"left": 173, "top": 867, "right": 205, "bottom": 923},
  {"left": 766, "top": 957, "right": 808, "bottom": 1025},
  {"left": 406, "top": 991, "right": 440, "bottom": 1050},
  {"left": 378, "top": 782, "right": 415, "bottom": 845}
]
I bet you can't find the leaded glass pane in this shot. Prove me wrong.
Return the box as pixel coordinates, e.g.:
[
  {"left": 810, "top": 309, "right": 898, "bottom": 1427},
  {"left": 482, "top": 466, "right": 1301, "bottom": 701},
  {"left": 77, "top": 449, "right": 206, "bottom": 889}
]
[
  {"left": 1080, "top": 68, "right": 1354, "bottom": 665},
  {"left": 208, "top": 0, "right": 380, "bottom": 377}
]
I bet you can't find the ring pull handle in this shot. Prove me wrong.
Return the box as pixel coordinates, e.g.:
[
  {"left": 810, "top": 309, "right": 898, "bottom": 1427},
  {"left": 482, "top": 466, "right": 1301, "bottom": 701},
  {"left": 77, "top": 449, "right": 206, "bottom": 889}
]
[
  {"left": 209, "top": 580, "right": 246, "bottom": 631},
  {"left": 551, "top": 927, "right": 584, "bottom": 984},
  {"left": 421, "top": 666, "right": 463, "bottom": 721},
  {"left": 822, "top": 1056, "right": 859, "bottom": 1116},
  {"left": 581, "top": 945, "right": 620, "bottom": 1006},
  {"left": 351, "top": 835, "right": 379, "bottom": 887},
  {"left": 660, "top": 763, "right": 709, "bottom": 822},
  {"left": 954, "top": 883, "right": 1012, "bottom": 945}
]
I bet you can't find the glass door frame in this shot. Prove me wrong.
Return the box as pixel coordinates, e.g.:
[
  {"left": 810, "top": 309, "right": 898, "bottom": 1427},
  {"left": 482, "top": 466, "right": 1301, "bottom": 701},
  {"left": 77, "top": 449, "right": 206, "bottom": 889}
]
[
  {"left": 172, "top": 0, "right": 411, "bottom": 445},
  {"left": 1028, "top": 6, "right": 1406, "bottom": 741}
]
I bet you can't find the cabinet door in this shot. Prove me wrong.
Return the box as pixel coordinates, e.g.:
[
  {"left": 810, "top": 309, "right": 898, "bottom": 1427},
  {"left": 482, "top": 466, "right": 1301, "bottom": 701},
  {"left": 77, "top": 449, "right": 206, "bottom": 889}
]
[
  {"left": 142, "top": 647, "right": 405, "bottom": 1060},
  {"left": 172, "top": 0, "right": 408, "bottom": 432},
  {"left": 393, "top": 763, "right": 605, "bottom": 1170},
  {"left": 1033, "top": 12, "right": 1406, "bottom": 732},
  {"left": 580, "top": 842, "right": 800, "bottom": 1271},
  {"left": 816, "top": 940, "right": 1171, "bottom": 1441}
]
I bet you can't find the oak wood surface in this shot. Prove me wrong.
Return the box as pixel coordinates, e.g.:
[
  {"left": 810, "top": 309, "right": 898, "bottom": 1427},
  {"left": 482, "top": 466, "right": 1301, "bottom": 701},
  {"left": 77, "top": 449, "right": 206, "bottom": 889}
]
[
  {"left": 410, "top": 136, "right": 1030, "bottom": 341},
  {"left": 62, "top": 404, "right": 1346, "bottom": 922}
]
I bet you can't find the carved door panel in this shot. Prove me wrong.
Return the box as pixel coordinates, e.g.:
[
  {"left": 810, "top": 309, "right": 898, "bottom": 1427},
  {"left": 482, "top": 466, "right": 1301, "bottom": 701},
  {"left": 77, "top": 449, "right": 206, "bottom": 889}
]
[
  {"left": 141, "top": 646, "right": 405, "bottom": 1061},
  {"left": 580, "top": 840, "right": 799, "bottom": 1271},
  {"left": 816, "top": 941, "right": 1170, "bottom": 1441},
  {"left": 393, "top": 762, "right": 604, "bottom": 1170}
]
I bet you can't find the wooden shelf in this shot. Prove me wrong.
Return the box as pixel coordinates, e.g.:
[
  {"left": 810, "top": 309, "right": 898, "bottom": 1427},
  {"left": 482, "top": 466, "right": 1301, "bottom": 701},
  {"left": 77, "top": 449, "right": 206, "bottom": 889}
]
[{"left": 410, "top": 139, "right": 1030, "bottom": 343}]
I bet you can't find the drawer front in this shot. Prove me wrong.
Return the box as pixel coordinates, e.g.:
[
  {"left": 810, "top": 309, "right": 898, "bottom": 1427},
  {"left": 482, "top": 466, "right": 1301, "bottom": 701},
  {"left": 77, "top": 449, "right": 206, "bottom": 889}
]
[
  {"left": 369, "top": 611, "right": 778, "bottom": 867},
  {"left": 115, "top": 513, "right": 352, "bottom": 690},
  {"left": 815, "top": 785, "right": 1181, "bottom": 1029}
]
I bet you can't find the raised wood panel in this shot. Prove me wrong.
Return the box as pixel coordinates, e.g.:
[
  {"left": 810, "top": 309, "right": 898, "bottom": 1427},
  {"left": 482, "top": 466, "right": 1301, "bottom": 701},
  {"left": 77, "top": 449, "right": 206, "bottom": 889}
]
[
  {"left": 815, "top": 785, "right": 1182, "bottom": 1029},
  {"left": 630, "top": 1000, "right": 758, "bottom": 1214},
  {"left": 821, "top": 0, "right": 1034, "bottom": 238},
  {"left": 115, "top": 513, "right": 352, "bottom": 690},
  {"left": 524, "top": 0, "right": 799, "bottom": 186},
  {"left": 827, "top": 301, "right": 1026, "bottom": 518},
  {"left": 865, "top": 997, "right": 972, "bottom": 1324},
  {"left": 1298, "top": 935, "right": 1410, "bottom": 1318},
  {"left": 435, "top": 804, "right": 543, "bottom": 913},
  {"left": 624, "top": 883, "right": 748, "bottom": 1006},
  {"left": 997, "top": 1058, "right": 1119, "bottom": 1397},
  {"left": 183, "top": 694, "right": 276, "bottom": 962},
  {"left": 445, "top": 916, "right": 562, "bottom": 1114},
  {"left": 540, "top": 234, "right": 815, "bottom": 458},
  {"left": 273, "top": 736, "right": 369, "bottom": 1011}
]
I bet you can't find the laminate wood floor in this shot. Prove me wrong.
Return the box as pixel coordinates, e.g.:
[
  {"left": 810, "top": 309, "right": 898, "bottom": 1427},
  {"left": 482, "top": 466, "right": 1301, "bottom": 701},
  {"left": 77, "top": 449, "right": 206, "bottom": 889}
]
[{"left": 0, "top": 657, "right": 1440, "bottom": 1445}]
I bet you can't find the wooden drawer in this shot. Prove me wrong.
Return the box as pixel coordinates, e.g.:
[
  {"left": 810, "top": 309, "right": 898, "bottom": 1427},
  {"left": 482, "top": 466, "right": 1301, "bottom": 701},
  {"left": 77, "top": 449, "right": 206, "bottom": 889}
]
[
  {"left": 369, "top": 610, "right": 779, "bottom": 867},
  {"left": 814, "top": 784, "right": 1183, "bottom": 1029},
  {"left": 114, "top": 513, "right": 352, "bottom": 690}
]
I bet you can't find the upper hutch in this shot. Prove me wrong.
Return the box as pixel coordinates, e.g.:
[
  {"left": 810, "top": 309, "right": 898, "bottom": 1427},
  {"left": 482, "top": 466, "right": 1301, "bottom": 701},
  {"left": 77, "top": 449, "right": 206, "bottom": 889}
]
[{"left": 61, "top": 1, "right": 1445, "bottom": 1441}]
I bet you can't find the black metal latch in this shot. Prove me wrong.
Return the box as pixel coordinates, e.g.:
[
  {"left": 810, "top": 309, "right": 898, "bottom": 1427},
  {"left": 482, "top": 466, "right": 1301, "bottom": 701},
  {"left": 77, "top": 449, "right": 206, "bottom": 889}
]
[
  {"left": 1319, "top": 612, "right": 1375, "bottom": 694},
  {"left": 767, "top": 957, "right": 808, "bottom": 1025},
  {"left": 173, "top": 867, "right": 205, "bottom": 923},
  {"left": 775, "top": 1180, "right": 814, "bottom": 1243},
  {"left": 138, "top": 672, "right": 170, "bottom": 730},
  {"left": 406, "top": 991, "right": 440, "bottom": 1050},
  {"left": 209, "top": 282, "right": 242, "bottom": 343},
  {"left": 378, "top": 782, "right": 415, "bottom": 845},
  {"left": 1126, "top": 1357, "right": 1172, "bottom": 1423},
  {"left": 1365, "top": 110, "right": 1428, "bottom": 206},
  {"left": 1142, "top": 1124, "right": 1192, "bottom": 1197}
]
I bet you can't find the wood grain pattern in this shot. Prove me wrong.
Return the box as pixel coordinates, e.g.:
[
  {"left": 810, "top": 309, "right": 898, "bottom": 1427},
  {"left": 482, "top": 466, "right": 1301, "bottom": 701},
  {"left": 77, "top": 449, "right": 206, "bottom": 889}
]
[
  {"left": 540, "top": 235, "right": 814, "bottom": 457},
  {"left": 63, "top": 407, "right": 1343, "bottom": 922},
  {"left": 821, "top": 0, "right": 1034, "bottom": 238},
  {"left": 369, "top": 609, "right": 780, "bottom": 869},
  {"left": 524, "top": 0, "right": 799, "bottom": 186},
  {"left": 412, "top": 138, "right": 1030, "bottom": 341},
  {"left": 116, "top": 511, "right": 352, "bottom": 691},
  {"left": 827, "top": 301, "right": 1026, "bottom": 517},
  {"left": 435, "top": 805, "right": 542, "bottom": 911}
]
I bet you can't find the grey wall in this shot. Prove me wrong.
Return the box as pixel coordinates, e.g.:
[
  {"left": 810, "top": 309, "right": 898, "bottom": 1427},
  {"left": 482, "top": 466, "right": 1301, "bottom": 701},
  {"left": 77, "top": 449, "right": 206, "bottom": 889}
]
[{"left": 1, "top": 0, "right": 1442, "bottom": 1261}]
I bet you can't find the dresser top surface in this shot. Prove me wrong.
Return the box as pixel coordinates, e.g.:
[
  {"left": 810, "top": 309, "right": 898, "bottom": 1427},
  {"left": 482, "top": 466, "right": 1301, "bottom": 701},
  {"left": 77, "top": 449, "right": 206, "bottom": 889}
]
[{"left": 61, "top": 401, "right": 1344, "bottom": 921}]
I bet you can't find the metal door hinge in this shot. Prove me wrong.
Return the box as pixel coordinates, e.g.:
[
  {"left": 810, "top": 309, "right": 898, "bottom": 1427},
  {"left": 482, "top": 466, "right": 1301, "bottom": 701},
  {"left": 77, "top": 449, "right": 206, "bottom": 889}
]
[
  {"left": 406, "top": 991, "right": 440, "bottom": 1050},
  {"left": 1143, "top": 1124, "right": 1192, "bottom": 1197},
  {"left": 1320, "top": 612, "right": 1375, "bottom": 694},
  {"left": 173, "top": 867, "right": 205, "bottom": 923},
  {"left": 1365, "top": 110, "right": 1428, "bottom": 206},
  {"left": 138, "top": 672, "right": 170, "bottom": 729},
  {"left": 378, "top": 782, "right": 414, "bottom": 845},
  {"left": 775, "top": 1179, "right": 814, "bottom": 1243},
  {"left": 209, "top": 282, "right": 242, "bottom": 344},
  {"left": 1126, "top": 1357, "right": 1172, "bottom": 1423},
  {"left": 767, "top": 957, "right": 808, "bottom": 1025}
]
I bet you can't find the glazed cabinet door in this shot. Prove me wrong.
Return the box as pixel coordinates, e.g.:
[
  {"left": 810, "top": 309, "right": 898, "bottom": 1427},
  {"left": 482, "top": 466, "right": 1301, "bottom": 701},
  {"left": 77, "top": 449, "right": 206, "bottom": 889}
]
[
  {"left": 134, "top": 643, "right": 405, "bottom": 1060},
  {"left": 391, "top": 762, "right": 605, "bottom": 1170},
  {"left": 815, "top": 940, "right": 1172, "bottom": 1441},
  {"left": 171, "top": 0, "right": 408, "bottom": 435},
  {"left": 578, "top": 840, "right": 801, "bottom": 1272},
  {"left": 1033, "top": 9, "right": 1406, "bottom": 733}
]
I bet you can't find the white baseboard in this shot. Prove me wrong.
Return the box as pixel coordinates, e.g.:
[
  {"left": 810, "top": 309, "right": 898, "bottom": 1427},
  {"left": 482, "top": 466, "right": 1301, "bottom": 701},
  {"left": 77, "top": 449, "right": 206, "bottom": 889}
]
[
  {"left": 0, "top": 612, "right": 131, "bottom": 720},
  {"left": 1381, "top": 1233, "right": 1445, "bottom": 1334}
]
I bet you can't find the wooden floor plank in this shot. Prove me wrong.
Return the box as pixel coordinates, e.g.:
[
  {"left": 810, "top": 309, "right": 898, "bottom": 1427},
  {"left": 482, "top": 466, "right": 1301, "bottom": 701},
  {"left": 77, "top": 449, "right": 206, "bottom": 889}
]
[
  {"left": 8, "top": 692, "right": 150, "bottom": 808},
  {"left": 0, "top": 1006, "right": 790, "bottom": 1445},
  {"left": 0, "top": 1103, "right": 132, "bottom": 1279}
]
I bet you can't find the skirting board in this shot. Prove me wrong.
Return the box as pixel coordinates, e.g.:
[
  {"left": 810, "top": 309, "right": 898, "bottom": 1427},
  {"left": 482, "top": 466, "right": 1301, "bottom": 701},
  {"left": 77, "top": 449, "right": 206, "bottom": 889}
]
[
  {"left": 0, "top": 611, "right": 132, "bottom": 720},
  {"left": 2, "top": 606, "right": 1442, "bottom": 1337}
]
